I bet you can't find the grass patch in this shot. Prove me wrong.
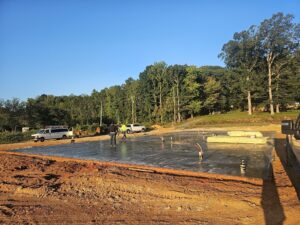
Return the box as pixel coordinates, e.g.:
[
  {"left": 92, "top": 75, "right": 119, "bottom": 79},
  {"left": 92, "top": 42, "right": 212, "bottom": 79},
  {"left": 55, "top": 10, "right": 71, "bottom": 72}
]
[{"left": 174, "top": 110, "right": 300, "bottom": 129}]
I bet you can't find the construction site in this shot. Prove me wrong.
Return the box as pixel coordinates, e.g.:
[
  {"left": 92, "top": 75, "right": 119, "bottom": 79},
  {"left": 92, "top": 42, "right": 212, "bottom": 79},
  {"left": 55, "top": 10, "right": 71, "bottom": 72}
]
[
  {"left": 2, "top": 1, "right": 300, "bottom": 224},
  {"left": 0, "top": 123, "right": 300, "bottom": 225}
]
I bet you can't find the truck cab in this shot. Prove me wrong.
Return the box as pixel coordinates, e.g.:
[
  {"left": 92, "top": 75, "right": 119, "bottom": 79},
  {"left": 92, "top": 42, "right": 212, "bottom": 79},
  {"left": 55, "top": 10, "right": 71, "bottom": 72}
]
[{"left": 281, "top": 113, "right": 300, "bottom": 140}]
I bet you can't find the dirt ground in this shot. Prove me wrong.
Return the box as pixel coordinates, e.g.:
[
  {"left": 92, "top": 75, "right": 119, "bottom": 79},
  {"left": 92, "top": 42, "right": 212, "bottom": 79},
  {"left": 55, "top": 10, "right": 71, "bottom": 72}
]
[{"left": 0, "top": 125, "right": 300, "bottom": 224}]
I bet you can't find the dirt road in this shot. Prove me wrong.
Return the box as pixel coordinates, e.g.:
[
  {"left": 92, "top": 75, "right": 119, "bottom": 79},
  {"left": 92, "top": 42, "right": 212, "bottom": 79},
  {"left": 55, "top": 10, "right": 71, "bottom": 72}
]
[{"left": 0, "top": 126, "right": 299, "bottom": 224}]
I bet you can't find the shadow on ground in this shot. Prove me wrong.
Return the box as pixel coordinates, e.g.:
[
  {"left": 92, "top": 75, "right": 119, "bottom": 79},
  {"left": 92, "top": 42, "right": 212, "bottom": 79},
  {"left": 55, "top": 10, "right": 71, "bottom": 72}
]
[
  {"left": 261, "top": 164, "right": 285, "bottom": 225},
  {"left": 261, "top": 136, "right": 300, "bottom": 225},
  {"left": 275, "top": 137, "right": 300, "bottom": 199}
]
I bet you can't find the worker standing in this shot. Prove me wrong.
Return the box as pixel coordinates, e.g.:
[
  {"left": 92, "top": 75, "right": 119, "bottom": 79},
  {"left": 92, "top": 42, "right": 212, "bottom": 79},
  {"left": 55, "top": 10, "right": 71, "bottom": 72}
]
[
  {"left": 120, "top": 124, "right": 127, "bottom": 140},
  {"left": 109, "top": 123, "right": 118, "bottom": 147}
]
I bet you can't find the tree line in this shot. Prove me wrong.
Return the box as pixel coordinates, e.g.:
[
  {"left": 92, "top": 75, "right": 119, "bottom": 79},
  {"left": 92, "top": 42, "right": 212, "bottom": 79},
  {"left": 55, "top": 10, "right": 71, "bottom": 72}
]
[
  {"left": 220, "top": 12, "right": 300, "bottom": 115},
  {"left": 1, "top": 12, "right": 300, "bottom": 131}
]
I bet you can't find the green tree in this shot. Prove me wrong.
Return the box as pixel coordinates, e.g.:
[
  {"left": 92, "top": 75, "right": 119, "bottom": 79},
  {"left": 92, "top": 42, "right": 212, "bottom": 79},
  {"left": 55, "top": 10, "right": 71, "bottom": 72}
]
[
  {"left": 203, "top": 77, "right": 221, "bottom": 114},
  {"left": 123, "top": 78, "right": 139, "bottom": 123},
  {"left": 220, "top": 25, "right": 262, "bottom": 115},
  {"left": 183, "top": 66, "right": 203, "bottom": 118},
  {"left": 0, "top": 99, "right": 10, "bottom": 131},
  {"left": 166, "top": 65, "right": 188, "bottom": 122},
  {"left": 148, "top": 62, "right": 168, "bottom": 123},
  {"left": 258, "top": 12, "right": 300, "bottom": 114}
]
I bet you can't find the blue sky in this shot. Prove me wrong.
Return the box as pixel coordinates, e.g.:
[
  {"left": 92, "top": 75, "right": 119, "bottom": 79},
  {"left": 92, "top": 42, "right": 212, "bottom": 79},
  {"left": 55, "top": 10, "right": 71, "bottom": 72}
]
[{"left": 1, "top": 0, "right": 299, "bottom": 100}]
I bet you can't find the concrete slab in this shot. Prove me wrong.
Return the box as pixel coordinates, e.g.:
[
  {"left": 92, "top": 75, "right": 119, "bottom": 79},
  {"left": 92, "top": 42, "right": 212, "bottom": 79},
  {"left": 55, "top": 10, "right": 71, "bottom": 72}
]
[
  {"left": 10, "top": 131, "right": 273, "bottom": 178},
  {"left": 227, "top": 131, "right": 263, "bottom": 138},
  {"left": 207, "top": 136, "right": 268, "bottom": 144}
]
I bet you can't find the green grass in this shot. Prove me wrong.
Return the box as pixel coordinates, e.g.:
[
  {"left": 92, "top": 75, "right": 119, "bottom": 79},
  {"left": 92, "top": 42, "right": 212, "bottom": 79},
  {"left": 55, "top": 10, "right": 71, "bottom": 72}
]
[{"left": 174, "top": 110, "right": 300, "bottom": 129}]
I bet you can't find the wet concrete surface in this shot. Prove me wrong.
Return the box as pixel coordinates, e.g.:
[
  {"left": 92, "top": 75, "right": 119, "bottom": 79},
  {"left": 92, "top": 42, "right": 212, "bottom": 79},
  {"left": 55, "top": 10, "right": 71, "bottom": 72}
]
[{"left": 12, "top": 131, "right": 274, "bottom": 178}]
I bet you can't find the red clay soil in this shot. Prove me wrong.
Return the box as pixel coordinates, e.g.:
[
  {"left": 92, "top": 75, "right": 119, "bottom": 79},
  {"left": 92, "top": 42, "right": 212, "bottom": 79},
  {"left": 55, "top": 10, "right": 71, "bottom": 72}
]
[{"left": 0, "top": 129, "right": 299, "bottom": 224}]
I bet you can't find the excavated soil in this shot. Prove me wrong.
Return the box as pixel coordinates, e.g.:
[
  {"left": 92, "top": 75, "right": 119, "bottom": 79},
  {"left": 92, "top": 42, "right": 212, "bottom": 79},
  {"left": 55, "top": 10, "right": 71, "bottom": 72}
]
[{"left": 0, "top": 126, "right": 300, "bottom": 224}]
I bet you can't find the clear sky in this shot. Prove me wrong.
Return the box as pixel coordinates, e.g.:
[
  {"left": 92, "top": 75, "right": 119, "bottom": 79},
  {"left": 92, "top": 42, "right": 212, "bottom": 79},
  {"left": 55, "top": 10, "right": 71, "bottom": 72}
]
[{"left": 1, "top": 0, "right": 299, "bottom": 100}]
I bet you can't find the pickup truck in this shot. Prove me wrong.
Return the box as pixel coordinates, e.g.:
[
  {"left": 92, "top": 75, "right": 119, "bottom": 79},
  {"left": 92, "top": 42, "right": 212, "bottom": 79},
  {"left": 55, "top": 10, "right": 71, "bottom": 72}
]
[{"left": 126, "top": 124, "right": 146, "bottom": 133}]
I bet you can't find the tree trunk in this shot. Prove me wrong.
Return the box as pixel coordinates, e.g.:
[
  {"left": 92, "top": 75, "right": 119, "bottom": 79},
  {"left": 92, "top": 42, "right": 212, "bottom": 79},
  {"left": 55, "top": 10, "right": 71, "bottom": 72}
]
[
  {"left": 275, "top": 81, "right": 280, "bottom": 113},
  {"left": 148, "top": 107, "right": 151, "bottom": 123},
  {"left": 131, "top": 96, "right": 135, "bottom": 124},
  {"left": 247, "top": 90, "right": 252, "bottom": 115},
  {"left": 246, "top": 76, "right": 252, "bottom": 115},
  {"left": 274, "top": 60, "right": 287, "bottom": 114},
  {"left": 153, "top": 92, "right": 157, "bottom": 122},
  {"left": 267, "top": 56, "right": 275, "bottom": 115},
  {"left": 275, "top": 71, "right": 281, "bottom": 113},
  {"left": 100, "top": 100, "right": 103, "bottom": 126},
  {"left": 134, "top": 100, "right": 137, "bottom": 124},
  {"left": 173, "top": 86, "right": 176, "bottom": 123},
  {"left": 276, "top": 104, "right": 280, "bottom": 113},
  {"left": 176, "top": 81, "right": 181, "bottom": 122},
  {"left": 159, "top": 82, "right": 163, "bottom": 124}
]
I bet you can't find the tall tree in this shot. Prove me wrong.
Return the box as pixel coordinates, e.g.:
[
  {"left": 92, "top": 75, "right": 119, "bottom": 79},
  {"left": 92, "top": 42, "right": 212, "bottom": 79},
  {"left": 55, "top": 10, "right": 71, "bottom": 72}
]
[
  {"left": 166, "top": 65, "right": 188, "bottom": 123},
  {"left": 148, "top": 62, "right": 168, "bottom": 123},
  {"left": 183, "top": 66, "right": 203, "bottom": 118},
  {"left": 273, "top": 56, "right": 290, "bottom": 113},
  {"left": 123, "top": 78, "right": 139, "bottom": 123},
  {"left": 258, "top": 12, "right": 300, "bottom": 115},
  {"left": 220, "top": 25, "right": 262, "bottom": 115}
]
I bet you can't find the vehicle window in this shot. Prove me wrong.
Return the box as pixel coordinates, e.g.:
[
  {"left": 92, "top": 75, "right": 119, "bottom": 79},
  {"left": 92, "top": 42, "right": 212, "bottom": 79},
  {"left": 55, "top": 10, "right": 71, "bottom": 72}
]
[
  {"left": 38, "top": 129, "right": 45, "bottom": 134},
  {"left": 126, "top": 125, "right": 131, "bottom": 127},
  {"left": 52, "top": 128, "right": 67, "bottom": 133},
  {"left": 45, "top": 130, "right": 50, "bottom": 134},
  {"left": 133, "top": 124, "right": 140, "bottom": 126}
]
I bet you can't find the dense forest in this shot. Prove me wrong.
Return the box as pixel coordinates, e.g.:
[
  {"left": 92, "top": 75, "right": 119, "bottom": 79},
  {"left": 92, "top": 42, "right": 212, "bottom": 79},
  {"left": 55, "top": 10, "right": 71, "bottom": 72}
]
[{"left": 1, "top": 12, "right": 300, "bottom": 131}]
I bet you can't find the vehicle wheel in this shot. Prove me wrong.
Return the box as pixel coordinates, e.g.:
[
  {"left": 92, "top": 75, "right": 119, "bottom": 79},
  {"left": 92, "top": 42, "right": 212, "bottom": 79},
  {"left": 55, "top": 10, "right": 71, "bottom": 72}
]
[
  {"left": 40, "top": 137, "right": 45, "bottom": 142},
  {"left": 142, "top": 128, "right": 146, "bottom": 132},
  {"left": 62, "top": 135, "right": 67, "bottom": 139},
  {"left": 127, "top": 130, "right": 131, "bottom": 134},
  {"left": 34, "top": 140, "right": 37, "bottom": 143}
]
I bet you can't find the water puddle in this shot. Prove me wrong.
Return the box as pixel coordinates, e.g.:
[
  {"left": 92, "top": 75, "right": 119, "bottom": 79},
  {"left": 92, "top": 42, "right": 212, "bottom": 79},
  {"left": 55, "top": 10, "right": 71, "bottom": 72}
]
[{"left": 12, "top": 131, "right": 274, "bottom": 178}]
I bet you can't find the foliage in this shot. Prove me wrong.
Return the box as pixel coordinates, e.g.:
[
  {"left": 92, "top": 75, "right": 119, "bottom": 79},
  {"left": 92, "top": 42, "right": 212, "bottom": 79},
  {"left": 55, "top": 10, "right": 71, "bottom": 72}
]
[
  {"left": 258, "top": 13, "right": 300, "bottom": 114},
  {"left": 0, "top": 130, "right": 36, "bottom": 144},
  {"left": 183, "top": 66, "right": 203, "bottom": 117},
  {"left": 220, "top": 12, "right": 300, "bottom": 115},
  {"left": 0, "top": 12, "right": 299, "bottom": 136},
  {"left": 203, "top": 77, "right": 221, "bottom": 114}
]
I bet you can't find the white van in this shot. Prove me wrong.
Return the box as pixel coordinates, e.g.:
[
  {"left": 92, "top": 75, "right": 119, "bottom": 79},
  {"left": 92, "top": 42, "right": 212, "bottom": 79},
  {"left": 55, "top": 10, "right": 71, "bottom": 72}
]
[{"left": 32, "top": 128, "right": 73, "bottom": 142}]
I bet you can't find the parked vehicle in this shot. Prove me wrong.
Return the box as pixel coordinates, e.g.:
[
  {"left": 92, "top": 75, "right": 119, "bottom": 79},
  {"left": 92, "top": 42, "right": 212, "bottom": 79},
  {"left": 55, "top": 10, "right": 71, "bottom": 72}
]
[
  {"left": 126, "top": 124, "right": 146, "bottom": 133},
  {"left": 22, "top": 127, "right": 30, "bottom": 133},
  {"left": 32, "top": 127, "right": 73, "bottom": 142},
  {"left": 281, "top": 113, "right": 300, "bottom": 140}
]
